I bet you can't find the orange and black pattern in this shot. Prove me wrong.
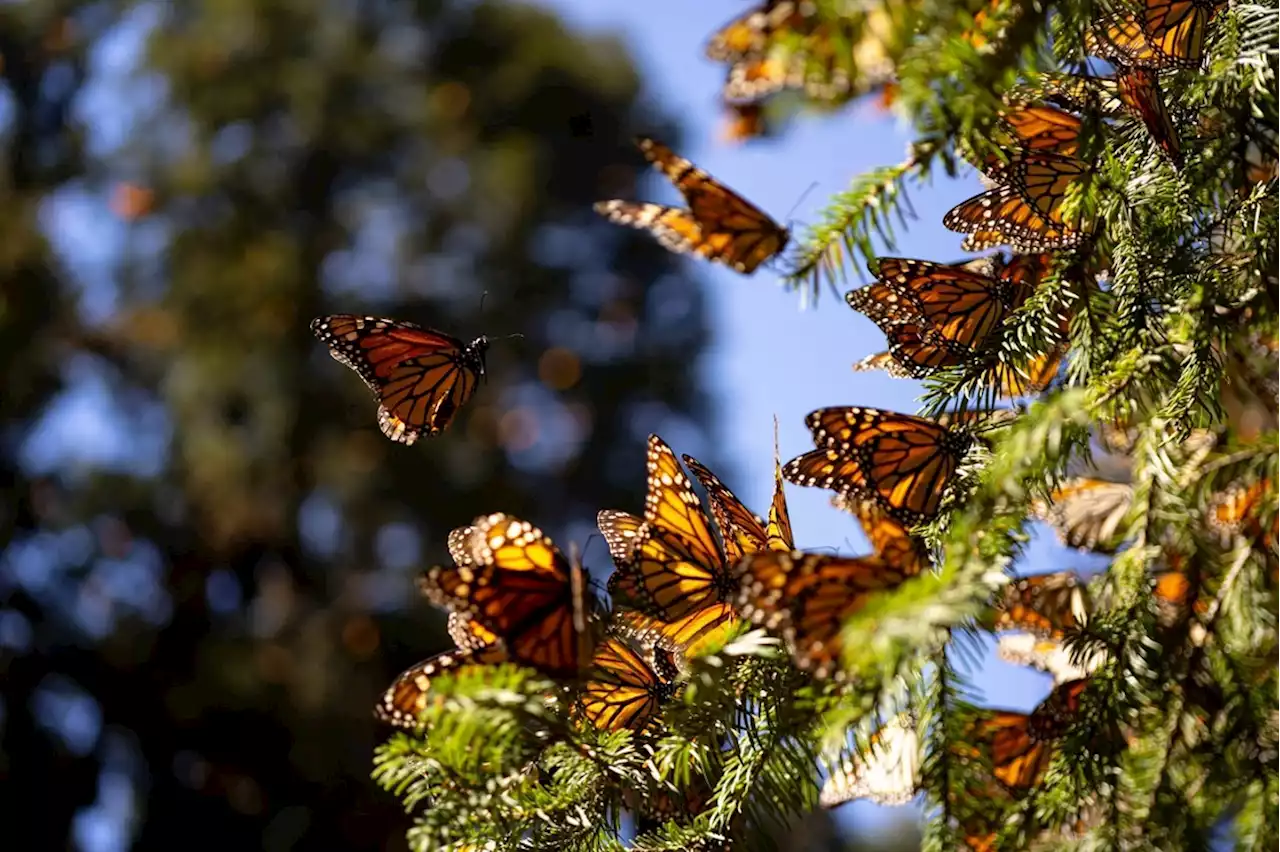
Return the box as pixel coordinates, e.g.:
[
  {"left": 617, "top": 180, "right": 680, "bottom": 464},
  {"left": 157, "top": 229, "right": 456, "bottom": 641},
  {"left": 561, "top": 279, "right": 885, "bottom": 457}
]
[
  {"left": 594, "top": 137, "right": 788, "bottom": 274},
  {"left": 785, "top": 407, "right": 974, "bottom": 524},
  {"left": 944, "top": 152, "right": 1089, "bottom": 252},
  {"left": 601, "top": 436, "right": 739, "bottom": 655},
  {"left": 418, "top": 513, "right": 598, "bottom": 680},
  {"left": 1087, "top": 0, "right": 1225, "bottom": 69},
  {"left": 734, "top": 549, "right": 910, "bottom": 678},
  {"left": 991, "top": 572, "right": 1091, "bottom": 639},
  {"left": 967, "top": 679, "right": 1089, "bottom": 790},
  {"left": 312, "top": 315, "right": 488, "bottom": 444},
  {"left": 578, "top": 627, "right": 682, "bottom": 732}
]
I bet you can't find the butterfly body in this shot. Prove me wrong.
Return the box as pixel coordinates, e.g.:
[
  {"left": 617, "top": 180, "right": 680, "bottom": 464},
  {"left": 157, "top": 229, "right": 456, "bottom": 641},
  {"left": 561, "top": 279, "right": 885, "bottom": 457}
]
[
  {"left": 595, "top": 137, "right": 788, "bottom": 274},
  {"left": 418, "top": 513, "right": 598, "bottom": 680},
  {"left": 312, "top": 314, "right": 488, "bottom": 444},
  {"left": 944, "top": 153, "right": 1089, "bottom": 253},
  {"left": 785, "top": 407, "right": 973, "bottom": 524},
  {"left": 578, "top": 628, "right": 683, "bottom": 732}
]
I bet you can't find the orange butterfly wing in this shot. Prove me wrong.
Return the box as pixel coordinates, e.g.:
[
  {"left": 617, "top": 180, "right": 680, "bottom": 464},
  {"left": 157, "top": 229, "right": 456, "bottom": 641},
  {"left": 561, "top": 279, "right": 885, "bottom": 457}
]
[
  {"left": 801, "top": 407, "right": 971, "bottom": 523},
  {"left": 595, "top": 138, "right": 787, "bottom": 274},
  {"left": 991, "top": 572, "right": 1091, "bottom": 638},
  {"left": 682, "top": 454, "right": 769, "bottom": 562},
  {"left": 311, "top": 315, "right": 487, "bottom": 444},
  {"left": 418, "top": 513, "right": 596, "bottom": 679},
  {"left": 375, "top": 643, "right": 509, "bottom": 729},
  {"left": 578, "top": 630, "right": 681, "bottom": 732}
]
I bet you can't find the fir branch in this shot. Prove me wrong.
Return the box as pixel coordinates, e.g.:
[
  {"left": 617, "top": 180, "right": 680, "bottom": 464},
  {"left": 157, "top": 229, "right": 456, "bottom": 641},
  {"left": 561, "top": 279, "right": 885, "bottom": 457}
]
[{"left": 780, "top": 150, "right": 929, "bottom": 304}]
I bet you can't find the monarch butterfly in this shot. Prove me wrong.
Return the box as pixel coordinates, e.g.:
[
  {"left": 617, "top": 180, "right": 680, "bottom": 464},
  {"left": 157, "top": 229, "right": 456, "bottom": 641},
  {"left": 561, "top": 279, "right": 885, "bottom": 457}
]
[
  {"left": 832, "top": 494, "right": 932, "bottom": 577},
  {"left": 785, "top": 407, "right": 974, "bottom": 524},
  {"left": 992, "top": 348, "right": 1065, "bottom": 397},
  {"left": 704, "top": 0, "right": 805, "bottom": 66},
  {"left": 707, "top": 1, "right": 890, "bottom": 104},
  {"left": 600, "top": 436, "right": 739, "bottom": 653},
  {"left": 1115, "top": 66, "right": 1182, "bottom": 167},
  {"left": 968, "top": 679, "right": 1088, "bottom": 789},
  {"left": 1087, "top": 0, "right": 1225, "bottom": 69},
  {"left": 861, "top": 257, "right": 1032, "bottom": 350},
  {"left": 1032, "top": 477, "right": 1134, "bottom": 552},
  {"left": 1208, "top": 473, "right": 1269, "bottom": 534},
  {"left": 996, "top": 104, "right": 1082, "bottom": 157},
  {"left": 820, "top": 713, "right": 921, "bottom": 807},
  {"left": 944, "top": 153, "right": 1089, "bottom": 252},
  {"left": 417, "top": 513, "right": 598, "bottom": 679},
  {"left": 594, "top": 137, "right": 788, "bottom": 274},
  {"left": 311, "top": 315, "right": 488, "bottom": 444},
  {"left": 446, "top": 610, "right": 501, "bottom": 652},
  {"left": 681, "top": 444, "right": 794, "bottom": 562},
  {"left": 375, "top": 642, "right": 510, "bottom": 729},
  {"left": 991, "top": 572, "right": 1091, "bottom": 638},
  {"left": 733, "top": 549, "right": 911, "bottom": 679},
  {"left": 996, "top": 632, "right": 1102, "bottom": 685},
  {"left": 577, "top": 628, "right": 682, "bottom": 732}
]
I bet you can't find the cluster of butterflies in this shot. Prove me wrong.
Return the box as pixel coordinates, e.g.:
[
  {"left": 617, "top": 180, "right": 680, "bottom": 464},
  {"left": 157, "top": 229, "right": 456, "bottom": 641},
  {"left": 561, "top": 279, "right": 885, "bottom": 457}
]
[
  {"left": 365, "top": 424, "right": 1040, "bottom": 832},
  {"left": 701, "top": 0, "right": 899, "bottom": 142},
  {"left": 298, "top": 0, "right": 1271, "bottom": 840}
]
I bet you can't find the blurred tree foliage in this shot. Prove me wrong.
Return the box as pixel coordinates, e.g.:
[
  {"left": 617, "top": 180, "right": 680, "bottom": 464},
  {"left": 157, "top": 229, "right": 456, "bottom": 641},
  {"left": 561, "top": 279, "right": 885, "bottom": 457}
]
[{"left": 0, "top": 1, "right": 717, "bottom": 848}]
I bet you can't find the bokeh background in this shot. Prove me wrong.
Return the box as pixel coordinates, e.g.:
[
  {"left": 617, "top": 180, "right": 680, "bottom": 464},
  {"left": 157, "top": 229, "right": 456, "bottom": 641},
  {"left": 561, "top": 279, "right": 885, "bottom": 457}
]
[{"left": 0, "top": 1, "right": 1100, "bottom": 849}]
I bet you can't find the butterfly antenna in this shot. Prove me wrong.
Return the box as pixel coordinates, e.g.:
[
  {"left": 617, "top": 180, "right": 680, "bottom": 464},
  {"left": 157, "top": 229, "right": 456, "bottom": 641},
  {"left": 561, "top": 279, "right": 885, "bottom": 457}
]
[
  {"left": 783, "top": 181, "right": 820, "bottom": 227},
  {"left": 491, "top": 332, "right": 525, "bottom": 342},
  {"left": 479, "top": 289, "right": 489, "bottom": 315}
]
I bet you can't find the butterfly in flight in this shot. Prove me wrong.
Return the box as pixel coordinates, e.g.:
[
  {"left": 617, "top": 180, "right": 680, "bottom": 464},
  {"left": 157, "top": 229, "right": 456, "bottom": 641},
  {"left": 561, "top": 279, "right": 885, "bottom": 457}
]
[
  {"left": 733, "top": 548, "right": 911, "bottom": 679},
  {"left": 418, "top": 513, "right": 599, "bottom": 680},
  {"left": 943, "top": 152, "right": 1089, "bottom": 253},
  {"left": 784, "top": 407, "right": 975, "bottom": 525},
  {"left": 311, "top": 314, "right": 488, "bottom": 444},
  {"left": 599, "top": 436, "right": 739, "bottom": 655},
  {"left": 594, "top": 137, "right": 788, "bottom": 274},
  {"left": 577, "top": 626, "right": 683, "bottom": 732}
]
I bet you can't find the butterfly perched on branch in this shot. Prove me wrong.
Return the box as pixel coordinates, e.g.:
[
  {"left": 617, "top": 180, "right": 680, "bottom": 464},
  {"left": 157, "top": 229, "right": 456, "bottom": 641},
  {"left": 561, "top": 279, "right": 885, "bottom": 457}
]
[
  {"left": 1086, "top": 0, "right": 1226, "bottom": 70},
  {"left": 733, "top": 548, "right": 912, "bottom": 679},
  {"left": 418, "top": 513, "right": 600, "bottom": 679},
  {"left": 989, "top": 571, "right": 1092, "bottom": 639},
  {"left": 577, "top": 626, "right": 682, "bottom": 732},
  {"left": 600, "top": 436, "right": 739, "bottom": 655},
  {"left": 784, "top": 407, "right": 975, "bottom": 525},
  {"left": 311, "top": 314, "right": 488, "bottom": 444},
  {"left": 594, "top": 137, "right": 788, "bottom": 274},
  {"left": 832, "top": 494, "right": 932, "bottom": 578},
  {"left": 964, "top": 678, "right": 1091, "bottom": 790},
  {"left": 944, "top": 152, "right": 1090, "bottom": 253}
]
